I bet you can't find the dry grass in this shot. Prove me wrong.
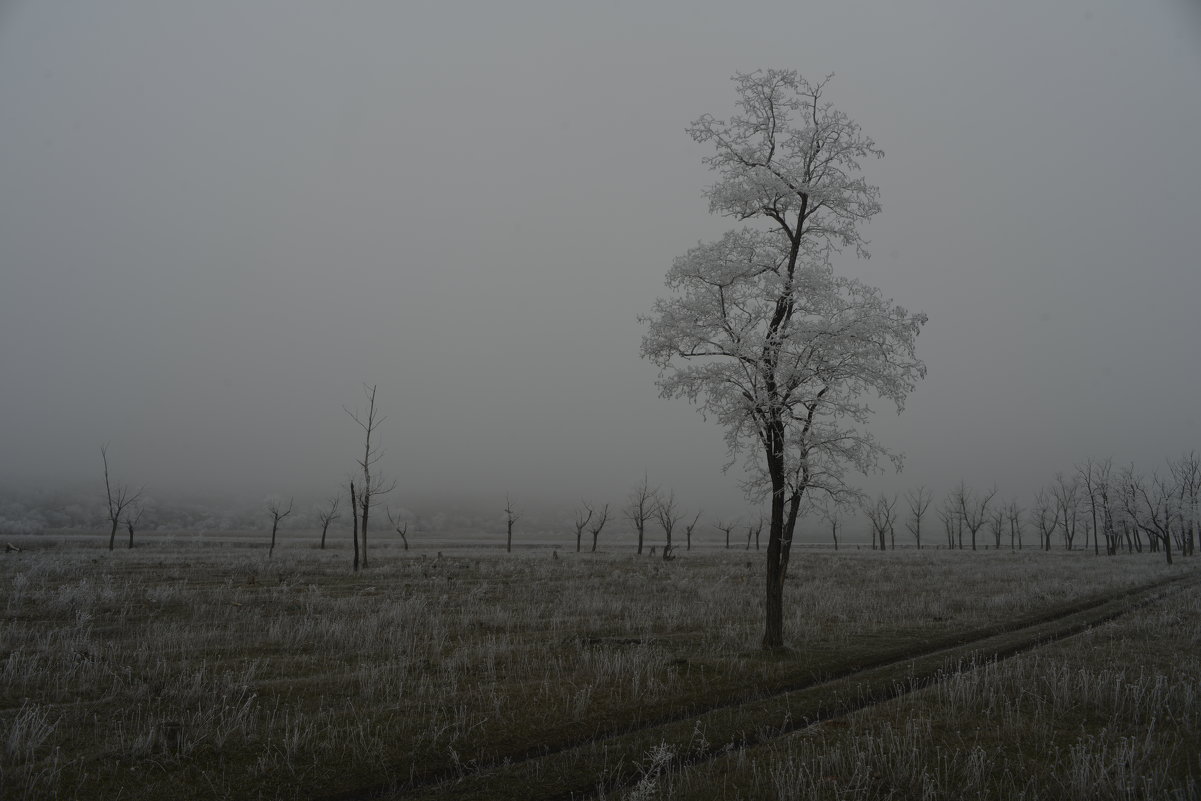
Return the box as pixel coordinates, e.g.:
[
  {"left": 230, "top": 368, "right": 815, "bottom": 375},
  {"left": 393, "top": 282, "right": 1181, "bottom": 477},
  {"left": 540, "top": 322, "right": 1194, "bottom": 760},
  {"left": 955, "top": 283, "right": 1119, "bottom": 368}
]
[{"left": 0, "top": 534, "right": 1190, "bottom": 800}]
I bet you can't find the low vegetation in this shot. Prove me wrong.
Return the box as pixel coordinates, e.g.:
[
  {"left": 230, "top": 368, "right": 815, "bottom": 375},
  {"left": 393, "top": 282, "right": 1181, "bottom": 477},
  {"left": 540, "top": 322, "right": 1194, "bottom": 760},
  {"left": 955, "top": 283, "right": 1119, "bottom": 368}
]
[{"left": 0, "top": 535, "right": 1194, "bottom": 800}]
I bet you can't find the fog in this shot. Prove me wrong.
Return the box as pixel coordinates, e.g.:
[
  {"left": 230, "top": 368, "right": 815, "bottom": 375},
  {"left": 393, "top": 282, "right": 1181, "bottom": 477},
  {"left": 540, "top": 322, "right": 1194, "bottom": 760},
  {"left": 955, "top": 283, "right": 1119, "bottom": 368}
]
[{"left": 1, "top": 1, "right": 1199, "bottom": 521}]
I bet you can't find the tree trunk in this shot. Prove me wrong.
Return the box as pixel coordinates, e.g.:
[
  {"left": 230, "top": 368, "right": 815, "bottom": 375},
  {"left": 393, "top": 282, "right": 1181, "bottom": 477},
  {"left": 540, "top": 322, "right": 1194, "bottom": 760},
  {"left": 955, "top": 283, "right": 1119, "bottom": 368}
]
[
  {"left": 762, "top": 449, "right": 787, "bottom": 650},
  {"left": 109, "top": 519, "right": 119, "bottom": 551},
  {"left": 320, "top": 522, "right": 330, "bottom": 549},
  {"left": 637, "top": 524, "right": 644, "bottom": 555},
  {"left": 506, "top": 521, "right": 513, "bottom": 553},
  {"left": 360, "top": 500, "right": 369, "bottom": 569},
  {"left": 350, "top": 482, "right": 360, "bottom": 572},
  {"left": 269, "top": 520, "right": 279, "bottom": 559}
]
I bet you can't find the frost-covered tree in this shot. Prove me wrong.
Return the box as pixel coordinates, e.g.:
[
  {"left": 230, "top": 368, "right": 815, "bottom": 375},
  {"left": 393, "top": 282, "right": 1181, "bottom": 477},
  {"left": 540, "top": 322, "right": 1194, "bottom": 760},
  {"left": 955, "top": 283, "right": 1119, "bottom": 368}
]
[{"left": 641, "top": 70, "right": 926, "bottom": 649}]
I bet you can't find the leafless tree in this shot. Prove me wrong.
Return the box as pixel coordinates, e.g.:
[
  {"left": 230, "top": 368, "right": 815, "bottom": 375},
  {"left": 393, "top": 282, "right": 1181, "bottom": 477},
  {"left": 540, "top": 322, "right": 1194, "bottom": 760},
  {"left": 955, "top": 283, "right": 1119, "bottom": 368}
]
[
  {"left": 573, "top": 502, "right": 594, "bottom": 553},
  {"left": 1122, "top": 466, "right": 1175, "bottom": 565},
  {"left": 345, "top": 384, "right": 395, "bottom": 570},
  {"left": 386, "top": 507, "right": 410, "bottom": 551},
  {"left": 1006, "top": 499, "right": 1024, "bottom": 550},
  {"left": 589, "top": 503, "right": 610, "bottom": 552},
  {"left": 504, "top": 495, "right": 519, "bottom": 553},
  {"left": 988, "top": 507, "right": 1005, "bottom": 549},
  {"left": 1077, "top": 458, "right": 1102, "bottom": 555},
  {"left": 714, "top": 519, "right": 736, "bottom": 550},
  {"left": 1092, "top": 459, "right": 1117, "bottom": 555},
  {"left": 955, "top": 482, "right": 997, "bottom": 551},
  {"left": 937, "top": 495, "right": 959, "bottom": 549},
  {"left": 745, "top": 516, "right": 764, "bottom": 551},
  {"left": 624, "top": 475, "right": 657, "bottom": 555},
  {"left": 1050, "top": 473, "right": 1081, "bottom": 550},
  {"left": 654, "top": 490, "right": 682, "bottom": 561},
  {"left": 316, "top": 496, "right": 341, "bottom": 550},
  {"left": 1031, "top": 489, "right": 1057, "bottom": 551},
  {"left": 683, "top": 510, "right": 702, "bottom": 551},
  {"left": 266, "top": 497, "right": 293, "bottom": 559},
  {"left": 125, "top": 501, "right": 144, "bottom": 549},
  {"left": 101, "top": 445, "right": 142, "bottom": 552},
  {"left": 814, "top": 497, "right": 843, "bottom": 551},
  {"left": 904, "top": 486, "right": 932, "bottom": 549},
  {"left": 863, "top": 494, "right": 891, "bottom": 551},
  {"left": 1169, "top": 451, "right": 1199, "bottom": 556}
]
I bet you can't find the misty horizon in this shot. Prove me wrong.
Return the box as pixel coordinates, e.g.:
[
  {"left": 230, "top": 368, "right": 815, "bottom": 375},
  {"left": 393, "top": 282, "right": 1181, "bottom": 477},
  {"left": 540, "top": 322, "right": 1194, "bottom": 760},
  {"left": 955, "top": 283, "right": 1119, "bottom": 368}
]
[{"left": 2, "top": 2, "right": 1199, "bottom": 523}]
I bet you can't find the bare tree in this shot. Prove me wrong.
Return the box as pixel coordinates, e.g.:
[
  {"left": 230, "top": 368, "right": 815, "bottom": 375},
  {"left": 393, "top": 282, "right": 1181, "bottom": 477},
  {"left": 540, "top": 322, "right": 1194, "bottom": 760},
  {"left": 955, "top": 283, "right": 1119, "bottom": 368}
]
[
  {"left": 640, "top": 70, "right": 927, "bottom": 649},
  {"left": 904, "top": 486, "right": 932, "bottom": 550},
  {"left": 714, "top": 519, "right": 736, "bottom": 550},
  {"left": 1031, "top": 488, "right": 1057, "bottom": 551},
  {"left": 1050, "top": 473, "right": 1081, "bottom": 550},
  {"left": 589, "top": 503, "right": 610, "bottom": 552},
  {"left": 125, "top": 501, "right": 144, "bottom": 549},
  {"left": 624, "top": 475, "right": 657, "bottom": 556},
  {"left": 101, "top": 445, "right": 142, "bottom": 552},
  {"left": 745, "top": 516, "right": 764, "bottom": 551},
  {"left": 345, "top": 384, "right": 396, "bottom": 570},
  {"left": 1122, "top": 466, "right": 1175, "bottom": 565},
  {"left": 573, "top": 502, "right": 594, "bottom": 553},
  {"left": 1169, "top": 451, "right": 1199, "bottom": 556},
  {"left": 814, "top": 497, "right": 843, "bottom": 551},
  {"left": 1092, "top": 459, "right": 1117, "bottom": 555},
  {"left": 1077, "top": 458, "right": 1102, "bottom": 555},
  {"left": 863, "top": 494, "right": 892, "bottom": 551},
  {"left": 316, "top": 496, "right": 341, "bottom": 550},
  {"left": 937, "top": 495, "right": 959, "bottom": 549},
  {"left": 504, "top": 495, "right": 519, "bottom": 553},
  {"left": 266, "top": 497, "right": 293, "bottom": 559},
  {"left": 386, "top": 507, "right": 410, "bottom": 551},
  {"left": 1006, "top": 499, "right": 1024, "bottom": 550},
  {"left": 683, "top": 510, "right": 702, "bottom": 551},
  {"left": 988, "top": 507, "right": 1005, "bottom": 549},
  {"left": 955, "top": 482, "right": 997, "bottom": 551},
  {"left": 654, "top": 490, "right": 682, "bottom": 561}
]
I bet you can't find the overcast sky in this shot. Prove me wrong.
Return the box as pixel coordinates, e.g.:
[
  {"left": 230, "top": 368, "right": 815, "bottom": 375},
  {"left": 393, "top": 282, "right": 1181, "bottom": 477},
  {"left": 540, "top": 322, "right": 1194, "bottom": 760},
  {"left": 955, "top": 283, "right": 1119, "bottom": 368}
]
[{"left": 1, "top": 1, "right": 1199, "bottom": 521}]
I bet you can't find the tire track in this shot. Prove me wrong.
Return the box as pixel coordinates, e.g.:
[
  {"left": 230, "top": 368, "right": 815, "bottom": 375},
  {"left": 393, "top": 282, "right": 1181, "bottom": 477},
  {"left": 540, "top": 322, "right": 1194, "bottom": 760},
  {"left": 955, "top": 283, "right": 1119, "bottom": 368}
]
[{"left": 323, "top": 573, "right": 1190, "bottom": 801}]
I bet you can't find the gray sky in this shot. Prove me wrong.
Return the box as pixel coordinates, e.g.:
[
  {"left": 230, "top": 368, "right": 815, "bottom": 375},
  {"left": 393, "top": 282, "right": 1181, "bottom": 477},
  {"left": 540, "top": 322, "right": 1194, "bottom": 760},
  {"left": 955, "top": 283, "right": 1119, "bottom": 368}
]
[{"left": 1, "top": 1, "right": 1199, "bottom": 520}]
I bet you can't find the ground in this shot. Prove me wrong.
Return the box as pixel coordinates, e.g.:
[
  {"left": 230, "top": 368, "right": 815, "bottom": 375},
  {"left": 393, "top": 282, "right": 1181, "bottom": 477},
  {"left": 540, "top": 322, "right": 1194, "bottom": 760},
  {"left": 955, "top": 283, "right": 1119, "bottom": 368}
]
[{"left": 1, "top": 532, "right": 1196, "bottom": 800}]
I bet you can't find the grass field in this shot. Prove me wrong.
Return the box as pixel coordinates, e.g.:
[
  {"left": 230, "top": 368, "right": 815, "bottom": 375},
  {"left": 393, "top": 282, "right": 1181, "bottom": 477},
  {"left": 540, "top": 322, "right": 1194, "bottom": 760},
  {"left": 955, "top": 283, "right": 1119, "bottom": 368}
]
[{"left": 1, "top": 533, "right": 1196, "bottom": 800}]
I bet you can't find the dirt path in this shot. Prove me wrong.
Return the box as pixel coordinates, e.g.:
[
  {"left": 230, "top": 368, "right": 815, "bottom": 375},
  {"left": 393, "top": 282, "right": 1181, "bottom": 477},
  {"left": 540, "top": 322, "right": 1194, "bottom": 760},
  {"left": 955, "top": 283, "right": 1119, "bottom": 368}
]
[{"left": 323, "top": 573, "right": 1190, "bottom": 801}]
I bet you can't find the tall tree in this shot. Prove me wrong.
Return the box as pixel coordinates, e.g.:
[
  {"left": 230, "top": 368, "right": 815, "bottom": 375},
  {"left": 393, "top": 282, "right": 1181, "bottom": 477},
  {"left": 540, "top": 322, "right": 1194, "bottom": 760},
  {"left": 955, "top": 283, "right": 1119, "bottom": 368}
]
[
  {"left": 642, "top": 71, "right": 926, "bottom": 649},
  {"left": 101, "top": 445, "right": 142, "bottom": 552},
  {"left": 345, "top": 385, "right": 395, "bottom": 569}
]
